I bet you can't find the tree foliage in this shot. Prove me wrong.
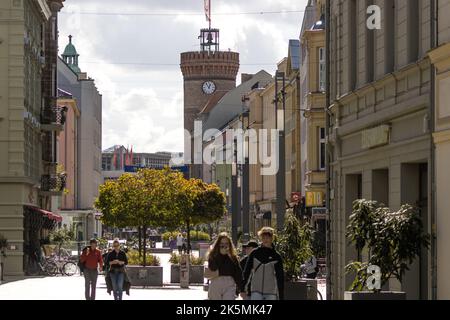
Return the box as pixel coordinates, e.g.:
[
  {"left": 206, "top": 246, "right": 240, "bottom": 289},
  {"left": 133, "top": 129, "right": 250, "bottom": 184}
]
[
  {"left": 345, "top": 199, "right": 430, "bottom": 292},
  {"left": 277, "top": 209, "right": 313, "bottom": 280},
  {"left": 95, "top": 168, "right": 226, "bottom": 261}
]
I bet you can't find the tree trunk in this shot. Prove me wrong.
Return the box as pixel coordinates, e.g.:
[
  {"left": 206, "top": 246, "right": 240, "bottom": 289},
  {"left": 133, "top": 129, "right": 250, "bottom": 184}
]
[
  {"left": 142, "top": 225, "right": 147, "bottom": 266},
  {"left": 138, "top": 226, "right": 142, "bottom": 258},
  {"left": 186, "top": 220, "right": 191, "bottom": 254}
]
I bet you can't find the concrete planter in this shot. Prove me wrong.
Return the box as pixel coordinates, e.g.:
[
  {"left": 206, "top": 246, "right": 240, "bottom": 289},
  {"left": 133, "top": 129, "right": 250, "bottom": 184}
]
[
  {"left": 284, "top": 280, "right": 308, "bottom": 300},
  {"left": 126, "top": 265, "right": 163, "bottom": 287},
  {"left": 344, "top": 291, "right": 406, "bottom": 300},
  {"left": 171, "top": 264, "right": 204, "bottom": 284}
]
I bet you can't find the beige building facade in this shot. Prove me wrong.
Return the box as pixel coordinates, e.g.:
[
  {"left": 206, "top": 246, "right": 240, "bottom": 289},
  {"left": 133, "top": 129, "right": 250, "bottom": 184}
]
[
  {"left": 327, "top": 0, "right": 434, "bottom": 299},
  {"left": 0, "top": 0, "right": 65, "bottom": 277},
  {"left": 300, "top": 2, "right": 326, "bottom": 214},
  {"left": 428, "top": 0, "right": 450, "bottom": 300}
]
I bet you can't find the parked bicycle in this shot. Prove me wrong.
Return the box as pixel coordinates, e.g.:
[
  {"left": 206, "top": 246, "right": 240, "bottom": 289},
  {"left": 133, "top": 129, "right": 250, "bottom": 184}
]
[
  {"left": 46, "top": 253, "right": 79, "bottom": 276},
  {"left": 26, "top": 250, "right": 58, "bottom": 276}
]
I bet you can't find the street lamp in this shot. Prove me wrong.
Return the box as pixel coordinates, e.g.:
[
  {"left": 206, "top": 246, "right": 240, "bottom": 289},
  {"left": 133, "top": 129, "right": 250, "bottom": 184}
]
[
  {"left": 275, "top": 71, "right": 286, "bottom": 232},
  {"left": 242, "top": 101, "right": 250, "bottom": 243},
  {"left": 231, "top": 137, "right": 239, "bottom": 246}
]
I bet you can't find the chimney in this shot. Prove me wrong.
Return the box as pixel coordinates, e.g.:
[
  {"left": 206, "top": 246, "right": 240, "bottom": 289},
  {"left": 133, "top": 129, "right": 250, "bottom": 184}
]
[
  {"left": 78, "top": 72, "right": 88, "bottom": 80},
  {"left": 241, "top": 73, "right": 254, "bottom": 84}
]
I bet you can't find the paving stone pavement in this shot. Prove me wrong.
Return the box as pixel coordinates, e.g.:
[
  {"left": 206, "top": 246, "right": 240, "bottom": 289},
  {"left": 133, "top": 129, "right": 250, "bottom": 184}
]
[{"left": 0, "top": 251, "right": 326, "bottom": 300}]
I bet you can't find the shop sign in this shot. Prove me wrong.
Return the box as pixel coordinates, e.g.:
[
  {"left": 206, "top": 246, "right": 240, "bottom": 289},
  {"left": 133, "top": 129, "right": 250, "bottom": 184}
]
[
  {"left": 306, "top": 191, "right": 324, "bottom": 207},
  {"left": 362, "top": 125, "right": 390, "bottom": 149}
]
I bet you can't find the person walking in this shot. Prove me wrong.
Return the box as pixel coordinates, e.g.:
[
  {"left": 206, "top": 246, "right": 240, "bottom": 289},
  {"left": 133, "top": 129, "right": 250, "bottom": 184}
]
[
  {"left": 302, "top": 255, "right": 318, "bottom": 279},
  {"left": 243, "top": 227, "right": 284, "bottom": 300},
  {"left": 181, "top": 234, "right": 188, "bottom": 254},
  {"left": 176, "top": 233, "right": 183, "bottom": 254},
  {"left": 239, "top": 240, "right": 258, "bottom": 300},
  {"left": 79, "top": 239, "right": 103, "bottom": 300},
  {"left": 106, "top": 239, "right": 128, "bottom": 300},
  {"left": 206, "top": 233, "right": 246, "bottom": 300}
]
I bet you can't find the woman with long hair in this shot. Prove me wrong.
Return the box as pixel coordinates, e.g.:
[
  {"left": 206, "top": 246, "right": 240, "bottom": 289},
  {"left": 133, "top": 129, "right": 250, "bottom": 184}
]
[{"left": 206, "top": 232, "right": 245, "bottom": 300}]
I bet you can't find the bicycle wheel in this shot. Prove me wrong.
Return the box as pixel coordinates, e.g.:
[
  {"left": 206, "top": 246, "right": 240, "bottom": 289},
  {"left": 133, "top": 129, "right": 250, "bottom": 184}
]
[
  {"left": 43, "top": 261, "right": 59, "bottom": 276},
  {"left": 63, "top": 261, "right": 79, "bottom": 276},
  {"left": 316, "top": 289, "right": 323, "bottom": 300}
]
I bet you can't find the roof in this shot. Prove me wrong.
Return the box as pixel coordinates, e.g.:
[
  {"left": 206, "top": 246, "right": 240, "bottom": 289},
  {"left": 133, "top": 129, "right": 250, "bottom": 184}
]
[
  {"left": 57, "top": 88, "right": 73, "bottom": 99},
  {"left": 201, "top": 70, "right": 273, "bottom": 135},
  {"left": 62, "top": 35, "right": 79, "bottom": 56}
]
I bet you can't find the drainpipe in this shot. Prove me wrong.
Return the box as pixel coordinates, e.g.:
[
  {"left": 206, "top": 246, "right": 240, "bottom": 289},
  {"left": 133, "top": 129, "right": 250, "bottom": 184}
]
[
  {"left": 325, "top": 0, "right": 332, "bottom": 301},
  {"left": 430, "top": 0, "right": 437, "bottom": 301}
]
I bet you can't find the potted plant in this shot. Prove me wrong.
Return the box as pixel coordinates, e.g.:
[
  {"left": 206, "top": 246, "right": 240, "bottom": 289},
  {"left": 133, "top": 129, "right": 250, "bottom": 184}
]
[
  {"left": 0, "top": 234, "right": 7, "bottom": 283},
  {"left": 277, "top": 209, "right": 313, "bottom": 300},
  {"left": 170, "top": 252, "right": 205, "bottom": 284},
  {"left": 345, "top": 199, "right": 430, "bottom": 300},
  {"left": 126, "top": 250, "right": 163, "bottom": 287}
]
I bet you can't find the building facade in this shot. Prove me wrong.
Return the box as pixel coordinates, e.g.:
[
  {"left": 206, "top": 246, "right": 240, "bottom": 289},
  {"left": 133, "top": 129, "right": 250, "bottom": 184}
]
[
  {"left": 57, "top": 89, "right": 79, "bottom": 212},
  {"left": 427, "top": 0, "right": 450, "bottom": 300},
  {"left": 299, "top": 1, "right": 327, "bottom": 257},
  {"left": 0, "top": 0, "right": 65, "bottom": 277},
  {"left": 327, "top": 0, "right": 434, "bottom": 300},
  {"left": 57, "top": 36, "right": 103, "bottom": 241}
]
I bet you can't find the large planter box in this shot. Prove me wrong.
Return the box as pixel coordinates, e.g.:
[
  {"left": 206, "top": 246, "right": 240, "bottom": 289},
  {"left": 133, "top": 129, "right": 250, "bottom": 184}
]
[
  {"left": 284, "top": 280, "right": 308, "bottom": 300},
  {"left": 171, "top": 264, "right": 204, "bottom": 284},
  {"left": 344, "top": 291, "right": 406, "bottom": 300},
  {"left": 126, "top": 265, "right": 163, "bottom": 287}
]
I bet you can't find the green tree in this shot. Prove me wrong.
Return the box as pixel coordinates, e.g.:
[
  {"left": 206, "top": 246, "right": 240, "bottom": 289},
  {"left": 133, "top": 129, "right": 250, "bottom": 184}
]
[
  {"left": 345, "top": 199, "right": 430, "bottom": 291},
  {"left": 49, "top": 224, "right": 76, "bottom": 254},
  {"left": 95, "top": 169, "right": 178, "bottom": 265},
  {"left": 167, "top": 177, "right": 226, "bottom": 253},
  {"left": 277, "top": 209, "right": 313, "bottom": 280}
]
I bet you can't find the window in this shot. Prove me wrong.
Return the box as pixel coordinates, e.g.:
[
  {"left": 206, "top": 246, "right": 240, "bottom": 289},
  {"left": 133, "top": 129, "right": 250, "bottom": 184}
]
[
  {"left": 319, "top": 127, "right": 326, "bottom": 171},
  {"left": 319, "top": 47, "right": 325, "bottom": 92}
]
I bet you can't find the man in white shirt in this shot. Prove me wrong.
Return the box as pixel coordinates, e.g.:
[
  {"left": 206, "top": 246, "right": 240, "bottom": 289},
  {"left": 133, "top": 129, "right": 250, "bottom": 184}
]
[
  {"left": 302, "top": 255, "right": 318, "bottom": 279},
  {"left": 176, "top": 233, "right": 183, "bottom": 254}
]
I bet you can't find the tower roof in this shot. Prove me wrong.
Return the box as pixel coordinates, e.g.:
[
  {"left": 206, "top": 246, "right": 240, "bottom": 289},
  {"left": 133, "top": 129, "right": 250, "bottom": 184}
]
[
  {"left": 62, "top": 35, "right": 81, "bottom": 74},
  {"left": 62, "top": 35, "right": 78, "bottom": 56}
]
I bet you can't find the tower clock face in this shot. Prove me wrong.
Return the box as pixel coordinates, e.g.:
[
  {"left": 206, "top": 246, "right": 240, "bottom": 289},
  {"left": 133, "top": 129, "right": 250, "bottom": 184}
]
[{"left": 202, "top": 81, "right": 216, "bottom": 95}]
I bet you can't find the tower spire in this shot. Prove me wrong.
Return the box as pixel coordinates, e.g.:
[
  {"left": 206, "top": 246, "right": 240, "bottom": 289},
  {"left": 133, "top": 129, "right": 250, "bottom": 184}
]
[{"left": 62, "top": 35, "right": 81, "bottom": 74}]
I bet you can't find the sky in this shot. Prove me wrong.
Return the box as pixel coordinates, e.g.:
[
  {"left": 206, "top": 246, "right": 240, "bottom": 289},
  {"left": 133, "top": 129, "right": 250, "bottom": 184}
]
[{"left": 58, "top": 0, "right": 308, "bottom": 153}]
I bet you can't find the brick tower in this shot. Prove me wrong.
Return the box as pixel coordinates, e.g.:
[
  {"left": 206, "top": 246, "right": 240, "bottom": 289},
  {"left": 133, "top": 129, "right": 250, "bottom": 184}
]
[{"left": 180, "top": 28, "right": 239, "bottom": 176}]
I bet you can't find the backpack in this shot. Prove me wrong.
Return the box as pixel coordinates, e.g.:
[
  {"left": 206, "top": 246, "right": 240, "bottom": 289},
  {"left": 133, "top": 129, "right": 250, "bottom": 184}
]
[{"left": 78, "top": 247, "right": 88, "bottom": 272}]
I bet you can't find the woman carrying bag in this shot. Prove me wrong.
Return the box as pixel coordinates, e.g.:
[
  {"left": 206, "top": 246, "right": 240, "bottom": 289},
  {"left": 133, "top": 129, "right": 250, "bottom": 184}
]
[
  {"left": 106, "top": 239, "right": 128, "bottom": 300},
  {"left": 205, "top": 233, "right": 246, "bottom": 300}
]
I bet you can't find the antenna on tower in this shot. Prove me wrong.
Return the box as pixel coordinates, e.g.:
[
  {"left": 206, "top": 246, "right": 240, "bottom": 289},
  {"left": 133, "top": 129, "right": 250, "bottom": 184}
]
[
  {"left": 200, "top": 0, "right": 219, "bottom": 52},
  {"left": 204, "top": 0, "right": 212, "bottom": 29}
]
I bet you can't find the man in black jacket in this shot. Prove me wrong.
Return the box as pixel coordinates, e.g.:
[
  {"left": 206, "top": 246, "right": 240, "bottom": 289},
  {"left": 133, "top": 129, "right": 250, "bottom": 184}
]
[
  {"left": 242, "top": 227, "right": 284, "bottom": 300},
  {"left": 240, "top": 240, "right": 258, "bottom": 299}
]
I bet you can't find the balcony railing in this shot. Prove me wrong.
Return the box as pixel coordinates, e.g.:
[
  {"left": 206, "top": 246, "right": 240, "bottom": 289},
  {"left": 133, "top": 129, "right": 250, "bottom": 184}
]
[
  {"left": 41, "top": 174, "right": 67, "bottom": 193},
  {"left": 41, "top": 105, "right": 68, "bottom": 130}
]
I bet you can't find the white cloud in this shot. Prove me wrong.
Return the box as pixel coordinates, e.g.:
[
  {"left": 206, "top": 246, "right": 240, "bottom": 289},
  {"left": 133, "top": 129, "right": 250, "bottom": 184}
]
[{"left": 58, "top": 0, "right": 308, "bottom": 153}]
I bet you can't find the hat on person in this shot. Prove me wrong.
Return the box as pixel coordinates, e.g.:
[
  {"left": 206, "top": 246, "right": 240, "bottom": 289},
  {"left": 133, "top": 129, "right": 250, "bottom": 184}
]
[{"left": 242, "top": 240, "right": 259, "bottom": 248}]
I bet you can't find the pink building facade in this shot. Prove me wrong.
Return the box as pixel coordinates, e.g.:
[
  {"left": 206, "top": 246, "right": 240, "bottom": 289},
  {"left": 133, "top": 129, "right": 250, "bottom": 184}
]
[{"left": 57, "top": 89, "right": 79, "bottom": 210}]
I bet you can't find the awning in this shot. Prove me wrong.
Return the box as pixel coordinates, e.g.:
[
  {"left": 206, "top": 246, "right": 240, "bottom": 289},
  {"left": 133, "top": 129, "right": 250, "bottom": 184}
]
[{"left": 26, "top": 206, "right": 63, "bottom": 223}]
